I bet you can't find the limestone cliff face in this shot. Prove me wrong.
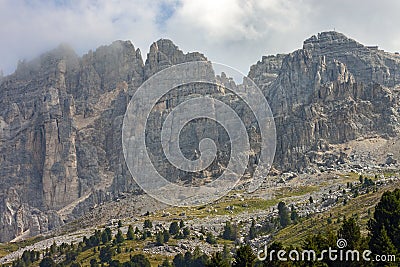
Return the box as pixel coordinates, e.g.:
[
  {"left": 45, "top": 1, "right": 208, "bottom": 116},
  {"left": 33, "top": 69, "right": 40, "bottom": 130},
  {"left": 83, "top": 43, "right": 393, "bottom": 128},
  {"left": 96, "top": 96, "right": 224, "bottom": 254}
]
[
  {"left": 144, "top": 39, "right": 207, "bottom": 79},
  {"left": 249, "top": 31, "right": 400, "bottom": 171},
  {"left": 0, "top": 45, "right": 81, "bottom": 241},
  {"left": 0, "top": 39, "right": 206, "bottom": 242},
  {"left": 303, "top": 32, "right": 400, "bottom": 87},
  {"left": 248, "top": 54, "right": 286, "bottom": 89},
  {"left": 1, "top": 32, "right": 400, "bottom": 241}
]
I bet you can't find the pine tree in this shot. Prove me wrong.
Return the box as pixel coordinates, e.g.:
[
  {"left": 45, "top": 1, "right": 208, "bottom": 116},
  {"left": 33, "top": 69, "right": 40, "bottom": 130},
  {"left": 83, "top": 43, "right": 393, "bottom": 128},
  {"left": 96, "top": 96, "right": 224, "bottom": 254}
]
[
  {"left": 90, "top": 258, "right": 99, "bottom": 267},
  {"left": 370, "top": 225, "right": 397, "bottom": 263},
  {"left": 369, "top": 189, "right": 400, "bottom": 256},
  {"left": 222, "top": 221, "right": 237, "bottom": 241},
  {"left": 248, "top": 219, "right": 256, "bottom": 239},
  {"left": 184, "top": 251, "right": 193, "bottom": 265},
  {"left": 163, "top": 229, "right": 170, "bottom": 242},
  {"left": 277, "top": 201, "right": 290, "bottom": 228},
  {"left": 39, "top": 257, "right": 56, "bottom": 267},
  {"left": 173, "top": 253, "right": 185, "bottom": 267},
  {"left": 130, "top": 254, "right": 151, "bottom": 267},
  {"left": 127, "top": 225, "right": 135, "bottom": 240},
  {"left": 141, "top": 231, "right": 147, "bottom": 240},
  {"left": 50, "top": 242, "right": 57, "bottom": 255},
  {"left": 105, "top": 227, "right": 112, "bottom": 241},
  {"left": 206, "top": 232, "right": 217, "bottom": 244},
  {"left": 182, "top": 227, "right": 190, "bottom": 238},
  {"left": 156, "top": 231, "right": 164, "bottom": 246},
  {"left": 207, "top": 252, "right": 230, "bottom": 267},
  {"left": 99, "top": 246, "right": 114, "bottom": 263},
  {"left": 143, "top": 219, "right": 152, "bottom": 229},
  {"left": 338, "top": 217, "right": 361, "bottom": 249},
  {"left": 101, "top": 230, "right": 109, "bottom": 244},
  {"left": 290, "top": 205, "right": 299, "bottom": 223},
  {"left": 115, "top": 229, "right": 125, "bottom": 244},
  {"left": 22, "top": 250, "right": 32, "bottom": 265},
  {"left": 169, "top": 221, "right": 179, "bottom": 235},
  {"left": 233, "top": 245, "right": 255, "bottom": 267},
  {"left": 222, "top": 244, "right": 232, "bottom": 265}
]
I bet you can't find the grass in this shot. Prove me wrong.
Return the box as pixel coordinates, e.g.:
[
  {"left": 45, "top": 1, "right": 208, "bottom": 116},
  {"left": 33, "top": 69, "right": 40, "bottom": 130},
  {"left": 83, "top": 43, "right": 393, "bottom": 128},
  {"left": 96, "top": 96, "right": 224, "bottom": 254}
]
[
  {"left": 209, "top": 198, "right": 279, "bottom": 216},
  {"left": 216, "top": 238, "right": 234, "bottom": 246},
  {"left": 149, "top": 194, "right": 279, "bottom": 222},
  {"left": 0, "top": 236, "right": 45, "bottom": 258},
  {"left": 338, "top": 170, "right": 394, "bottom": 183},
  {"left": 0, "top": 243, "right": 19, "bottom": 258},
  {"left": 273, "top": 180, "right": 400, "bottom": 247},
  {"left": 338, "top": 171, "right": 363, "bottom": 183},
  {"left": 76, "top": 247, "right": 98, "bottom": 265},
  {"left": 274, "top": 185, "right": 318, "bottom": 199},
  {"left": 382, "top": 170, "right": 400, "bottom": 178}
]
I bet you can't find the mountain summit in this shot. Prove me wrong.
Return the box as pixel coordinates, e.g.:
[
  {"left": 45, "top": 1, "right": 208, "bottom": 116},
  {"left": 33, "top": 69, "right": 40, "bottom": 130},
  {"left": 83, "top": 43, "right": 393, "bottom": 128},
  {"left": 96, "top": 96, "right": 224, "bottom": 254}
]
[{"left": 249, "top": 31, "right": 400, "bottom": 170}]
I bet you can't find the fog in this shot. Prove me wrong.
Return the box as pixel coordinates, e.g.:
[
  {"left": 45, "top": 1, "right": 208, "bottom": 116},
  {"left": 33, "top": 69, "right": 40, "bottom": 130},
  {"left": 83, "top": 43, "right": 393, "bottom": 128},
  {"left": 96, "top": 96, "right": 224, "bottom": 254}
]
[{"left": 1, "top": 0, "right": 399, "bottom": 75}]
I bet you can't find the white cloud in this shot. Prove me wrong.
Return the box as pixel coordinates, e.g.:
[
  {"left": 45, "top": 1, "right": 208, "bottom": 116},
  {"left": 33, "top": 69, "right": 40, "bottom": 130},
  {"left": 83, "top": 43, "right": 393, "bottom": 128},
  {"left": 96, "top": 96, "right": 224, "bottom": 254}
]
[
  {"left": 0, "top": 0, "right": 399, "bottom": 75},
  {"left": 0, "top": 0, "right": 161, "bottom": 74},
  {"left": 166, "top": 0, "right": 308, "bottom": 43},
  {"left": 164, "top": 0, "right": 313, "bottom": 73},
  {"left": 307, "top": 0, "right": 400, "bottom": 50}
]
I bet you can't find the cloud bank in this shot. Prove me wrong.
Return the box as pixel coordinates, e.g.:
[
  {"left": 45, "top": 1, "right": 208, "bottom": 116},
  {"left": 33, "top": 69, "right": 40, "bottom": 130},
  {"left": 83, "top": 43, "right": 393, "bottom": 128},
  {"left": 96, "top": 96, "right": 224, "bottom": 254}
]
[{"left": 1, "top": 0, "right": 399, "bottom": 75}]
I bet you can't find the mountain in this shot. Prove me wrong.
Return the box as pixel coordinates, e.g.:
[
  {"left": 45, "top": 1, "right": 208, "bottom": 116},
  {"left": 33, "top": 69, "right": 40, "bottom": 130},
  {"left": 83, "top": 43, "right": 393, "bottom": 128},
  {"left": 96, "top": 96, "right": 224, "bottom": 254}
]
[
  {"left": 249, "top": 31, "right": 400, "bottom": 171},
  {"left": 1, "top": 32, "right": 400, "bottom": 242},
  {"left": 0, "top": 39, "right": 206, "bottom": 242}
]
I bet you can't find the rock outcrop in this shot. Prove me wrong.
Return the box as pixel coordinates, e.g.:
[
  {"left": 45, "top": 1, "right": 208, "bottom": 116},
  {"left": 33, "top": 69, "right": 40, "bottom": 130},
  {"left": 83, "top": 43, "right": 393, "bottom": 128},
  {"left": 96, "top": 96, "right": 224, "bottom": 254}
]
[
  {"left": 144, "top": 39, "right": 206, "bottom": 79},
  {"left": 0, "top": 39, "right": 207, "bottom": 242},
  {"left": 249, "top": 31, "right": 400, "bottom": 171}
]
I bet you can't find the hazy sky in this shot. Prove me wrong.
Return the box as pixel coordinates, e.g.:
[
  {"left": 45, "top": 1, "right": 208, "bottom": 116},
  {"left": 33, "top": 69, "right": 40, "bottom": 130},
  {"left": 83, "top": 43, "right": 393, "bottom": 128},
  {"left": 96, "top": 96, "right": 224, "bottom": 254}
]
[{"left": 1, "top": 0, "right": 399, "bottom": 75}]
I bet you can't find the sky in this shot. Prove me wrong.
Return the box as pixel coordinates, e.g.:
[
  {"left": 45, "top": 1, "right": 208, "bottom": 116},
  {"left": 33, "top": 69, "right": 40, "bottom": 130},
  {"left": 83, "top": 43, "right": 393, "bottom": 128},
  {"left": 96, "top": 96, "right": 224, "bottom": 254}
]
[{"left": 1, "top": 0, "right": 400, "bottom": 76}]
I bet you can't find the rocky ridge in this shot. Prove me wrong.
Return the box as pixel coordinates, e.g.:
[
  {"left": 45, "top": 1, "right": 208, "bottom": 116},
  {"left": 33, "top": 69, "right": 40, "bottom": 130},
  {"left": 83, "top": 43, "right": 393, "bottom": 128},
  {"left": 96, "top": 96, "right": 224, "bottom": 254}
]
[
  {"left": 249, "top": 31, "right": 400, "bottom": 171},
  {"left": 0, "top": 39, "right": 207, "bottom": 242},
  {"left": 1, "top": 32, "right": 400, "bottom": 242}
]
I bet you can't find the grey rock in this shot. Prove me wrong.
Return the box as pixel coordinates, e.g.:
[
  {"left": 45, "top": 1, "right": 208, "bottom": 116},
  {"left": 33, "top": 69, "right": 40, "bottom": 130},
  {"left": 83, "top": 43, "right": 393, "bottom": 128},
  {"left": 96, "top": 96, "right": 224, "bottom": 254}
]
[
  {"left": 0, "top": 38, "right": 212, "bottom": 242},
  {"left": 1, "top": 31, "right": 400, "bottom": 242},
  {"left": 144, "top": 39, "right": 207, "bottom": 79},
  {"left": 249, "top": 31, "right": 400, "bottom": 171}
]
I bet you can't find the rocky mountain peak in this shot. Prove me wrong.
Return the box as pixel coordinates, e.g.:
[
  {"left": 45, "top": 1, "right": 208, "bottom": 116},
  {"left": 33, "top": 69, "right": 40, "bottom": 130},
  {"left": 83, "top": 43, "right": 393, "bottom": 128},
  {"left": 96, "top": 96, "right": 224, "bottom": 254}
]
[
  {"left": 248, "top": 54, "right": 287, "bottom": 89},
  {"left": 249, "top": 31, "right": 400, "bottom": 171},
  {"left": 144, "top": 39, "right": 207, "bottom": 79},
  {"left": 303, "top": 31, "right": 356, "bottom": 48},
  {"left": 76, "top": 39, "right": 144, "bottom": 102},
  {"left": 12, "top": 43, "right": 79, "bottom": 81},
  {"left": 302, "top": 31, "right": 400, "bottom": 87},
  {"left": 149, "top": 39, "right": 179, "bottom": 55},
  {"left": 0, "top": 38, "right": 211, "bottom": 242}
]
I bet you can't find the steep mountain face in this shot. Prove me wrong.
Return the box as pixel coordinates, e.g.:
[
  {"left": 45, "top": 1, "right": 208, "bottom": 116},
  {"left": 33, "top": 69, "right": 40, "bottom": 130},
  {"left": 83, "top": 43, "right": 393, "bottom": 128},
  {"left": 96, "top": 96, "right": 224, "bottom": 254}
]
[
  {"left": 249, "top": 31, "right": 400, "bottom": 171},
  {"left": 1, "top": 31, "right": 400, "bottom": 242},
  {"left": 0, "top": 40, "right": 206, "bottom": 242}
]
